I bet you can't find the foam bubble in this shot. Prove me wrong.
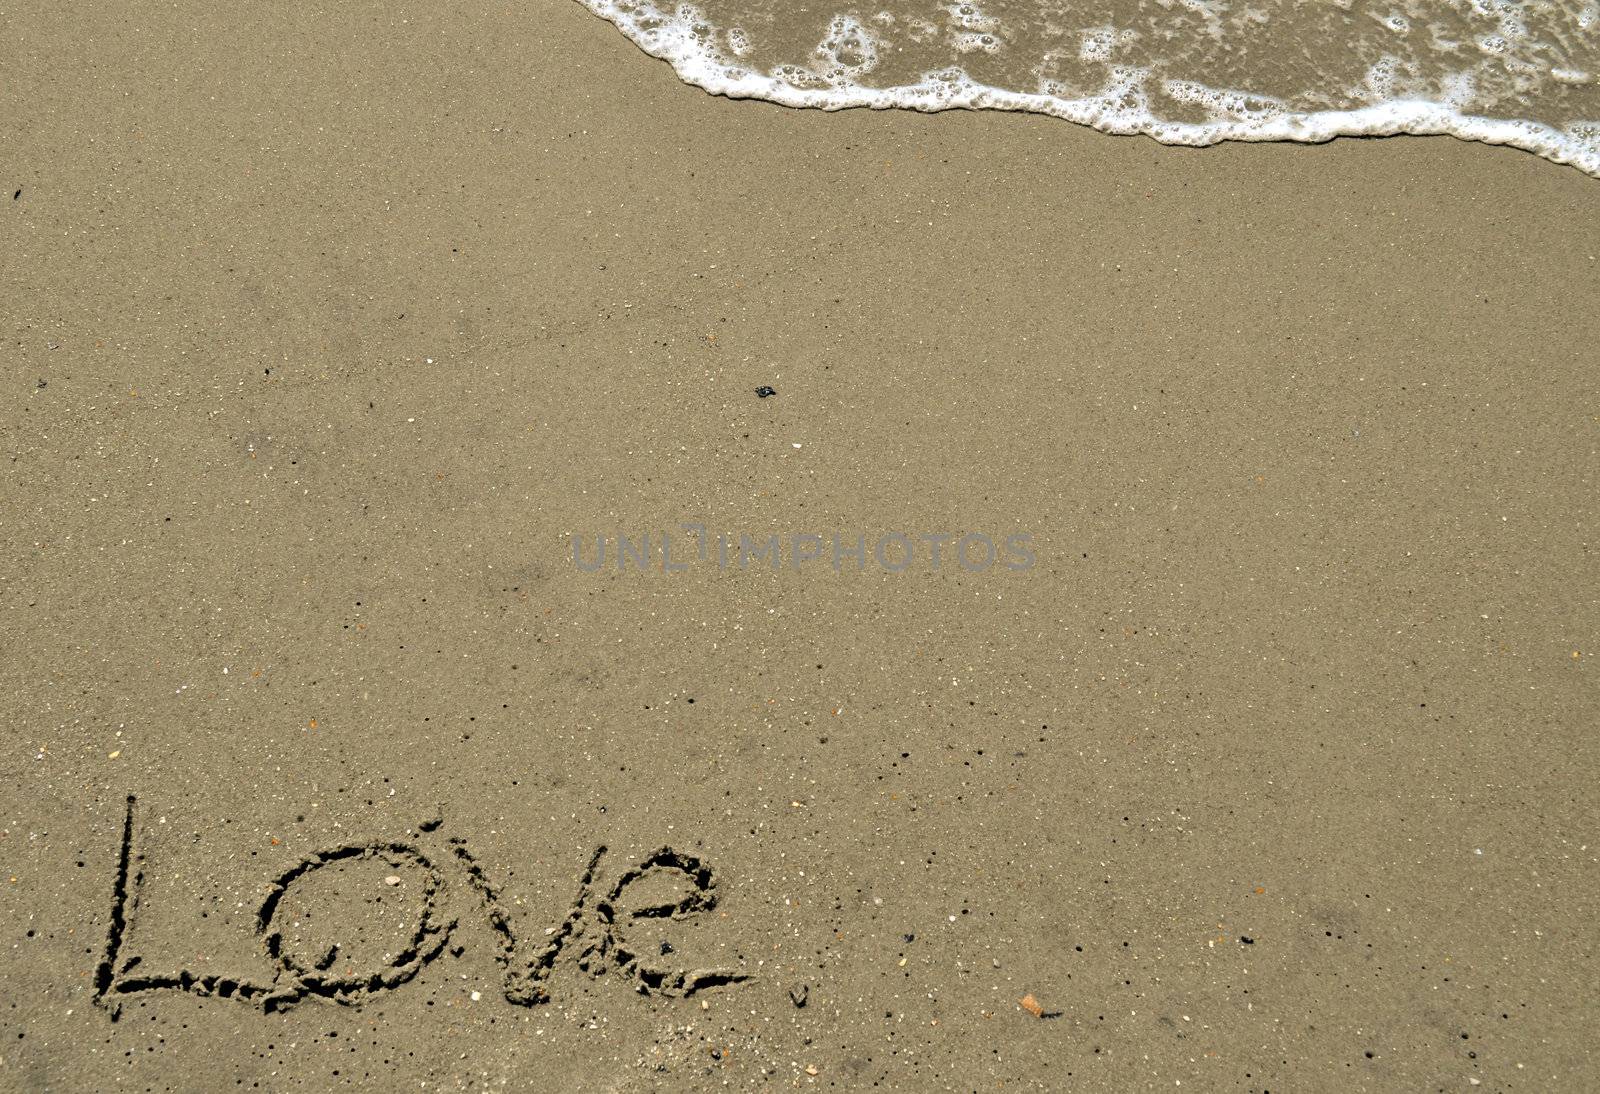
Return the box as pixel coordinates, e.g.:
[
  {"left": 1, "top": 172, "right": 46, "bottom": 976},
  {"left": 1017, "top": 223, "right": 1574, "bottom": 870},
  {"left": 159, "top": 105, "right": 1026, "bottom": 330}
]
[
  {"left": 946, "top": 3, "right": 999, "bottom": 32},
  {"left": 816, "top": 16, "right": 879, "bottom": 77},
  {"left": 953, "top": 33, "right": 1002, "bottom": 55},
  {"left": 1079, "top": 28, "right": 1121, "bottom": 64},
  {"left": 1165, "top": 80, "right": 1288, "bottom": 123}
]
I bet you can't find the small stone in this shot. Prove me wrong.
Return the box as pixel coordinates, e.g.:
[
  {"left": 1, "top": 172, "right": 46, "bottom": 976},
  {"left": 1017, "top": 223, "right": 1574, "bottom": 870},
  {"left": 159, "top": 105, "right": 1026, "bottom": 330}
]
[
  {"left": 805, "top": 1065, "right": 819, "bottom": 1076},
  {"left": 384, "top": 875, "right": 402, "bottom": 886}
]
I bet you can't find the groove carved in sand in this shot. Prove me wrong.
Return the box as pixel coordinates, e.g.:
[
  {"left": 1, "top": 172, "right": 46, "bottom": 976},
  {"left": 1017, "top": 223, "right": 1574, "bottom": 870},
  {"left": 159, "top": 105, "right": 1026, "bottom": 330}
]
[{"left": 92, "top": 796, "right": 750, "bottom": 1018}]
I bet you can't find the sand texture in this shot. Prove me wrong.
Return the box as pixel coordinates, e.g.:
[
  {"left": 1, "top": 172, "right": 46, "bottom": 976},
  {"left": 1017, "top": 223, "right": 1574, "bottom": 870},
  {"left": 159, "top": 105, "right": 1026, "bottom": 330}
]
[{"left": 2, "top": 3, "right": 1597, "bottom": 1090}]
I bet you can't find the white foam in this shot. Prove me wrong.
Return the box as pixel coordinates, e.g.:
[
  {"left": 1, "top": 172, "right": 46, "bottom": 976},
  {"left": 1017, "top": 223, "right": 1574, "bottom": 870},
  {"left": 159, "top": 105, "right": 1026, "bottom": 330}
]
[
  {"left": 945, "top": 3, "right": 999, "bottom": 32},
  {"left": 577, "top": 0, "right": 1600, "bottom": 178},
  {"left": 953, "top": 32, "right": 1002, "bottom": 55},
  {"left": 816, "top": 16, "right": 879, "bottom": 77},
  {"left": 1078, "top": 27, "right": 1123, "bottom": 64}
]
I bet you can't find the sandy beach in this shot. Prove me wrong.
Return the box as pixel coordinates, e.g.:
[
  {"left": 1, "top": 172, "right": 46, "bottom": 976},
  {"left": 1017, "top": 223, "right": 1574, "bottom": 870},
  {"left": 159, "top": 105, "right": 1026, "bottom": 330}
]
[{"left": 2, "top": 2, "right": 1597, "bottom": 1089}]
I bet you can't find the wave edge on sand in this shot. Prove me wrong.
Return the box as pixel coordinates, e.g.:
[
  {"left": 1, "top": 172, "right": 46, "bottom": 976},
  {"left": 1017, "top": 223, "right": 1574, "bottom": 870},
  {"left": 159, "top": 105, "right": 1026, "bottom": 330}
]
[{"left": 577, "top": 0, "right": 1600, "bottom": 177}]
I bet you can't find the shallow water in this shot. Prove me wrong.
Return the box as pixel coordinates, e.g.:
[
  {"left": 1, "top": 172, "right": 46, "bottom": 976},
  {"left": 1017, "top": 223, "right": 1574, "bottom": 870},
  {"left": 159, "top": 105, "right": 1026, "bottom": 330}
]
[{"left": 578, "top": 0, "right": 1600, "bottom": 176}]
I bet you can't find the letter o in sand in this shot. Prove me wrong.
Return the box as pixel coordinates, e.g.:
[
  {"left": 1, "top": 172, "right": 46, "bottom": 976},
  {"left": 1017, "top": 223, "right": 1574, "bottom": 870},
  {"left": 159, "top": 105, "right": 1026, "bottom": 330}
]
[{"left": 257, "top": 844, "right": 453, "bottom": 1004}]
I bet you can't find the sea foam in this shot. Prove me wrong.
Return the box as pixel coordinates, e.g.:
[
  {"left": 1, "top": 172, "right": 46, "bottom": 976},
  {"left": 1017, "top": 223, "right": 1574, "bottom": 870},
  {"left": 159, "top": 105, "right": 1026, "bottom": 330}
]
[{"left": 576, "top": 0, "right": 1600, "bottom": 177}]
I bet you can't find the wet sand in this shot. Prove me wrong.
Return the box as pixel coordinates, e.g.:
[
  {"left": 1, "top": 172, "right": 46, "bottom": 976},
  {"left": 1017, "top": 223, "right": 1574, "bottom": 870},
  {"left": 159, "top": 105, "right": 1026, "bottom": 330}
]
[{"left": 1, "top": 2, "right": 1597, "bottom": 1090}]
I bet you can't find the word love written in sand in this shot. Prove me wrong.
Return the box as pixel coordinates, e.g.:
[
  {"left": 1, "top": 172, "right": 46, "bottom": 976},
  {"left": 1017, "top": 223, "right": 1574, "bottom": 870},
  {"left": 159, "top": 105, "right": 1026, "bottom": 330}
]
[{"left": 93, "top": 797, "right": 749, "bottom": 1018}]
